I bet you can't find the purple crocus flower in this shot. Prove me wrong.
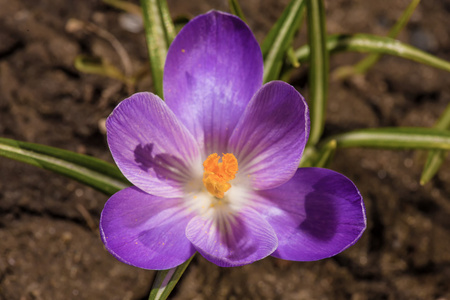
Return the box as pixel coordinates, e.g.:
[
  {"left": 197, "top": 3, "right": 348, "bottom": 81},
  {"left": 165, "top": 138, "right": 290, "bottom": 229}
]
[{"left": 100, "top": 11, "right": 366, "bottom": 269}]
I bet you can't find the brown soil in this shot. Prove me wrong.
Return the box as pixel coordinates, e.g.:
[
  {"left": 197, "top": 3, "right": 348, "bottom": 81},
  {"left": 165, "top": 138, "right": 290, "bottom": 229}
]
[{"left": 1, "top": 0, "right": 449, "bottom": 299}]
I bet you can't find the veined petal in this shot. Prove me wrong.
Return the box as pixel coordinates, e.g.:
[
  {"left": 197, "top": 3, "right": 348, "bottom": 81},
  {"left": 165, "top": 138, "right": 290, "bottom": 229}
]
[
  {"left": 164, "top": 11, "right": 263, "bottom": 156},
  {"left": 229, "top": 81, "right": 309, "bottom": 190},
  {"left": 252, "top": 168, "right": 366, "bottom": 261},
  {"left": 106, "top": 92, "right": 201, "bottom": 198},
  {"left": 185, "top": 207, "right": 278, "bottom": 267},
  {"left": 100, "top": 187, "right": 196, "bottom": 270}
]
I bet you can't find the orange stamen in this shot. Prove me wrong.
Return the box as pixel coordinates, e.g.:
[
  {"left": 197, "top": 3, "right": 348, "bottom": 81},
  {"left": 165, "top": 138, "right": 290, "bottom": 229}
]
[{"left": 202, "top": 153, "right": 238, "bottom": 198}]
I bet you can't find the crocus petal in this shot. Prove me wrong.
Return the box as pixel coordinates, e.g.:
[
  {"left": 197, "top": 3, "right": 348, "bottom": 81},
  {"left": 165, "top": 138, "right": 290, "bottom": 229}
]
[
  {"left": 100, "top": 187, "right": 196, "bottom": 270},
  {"left": 106, "top": 92, "right": 201, "bottom": 198},
  {"left": 185, "top": 207, "right": 278, "bottom": 267},
  {"left": 164, "top": 11, "right": 263, "bottom": 155},
  {"left": 252, "top": 167, "right": 366, "bottom": 261},
  {"left": 228, "top": 81, "right": 309, "bottom": 190}
]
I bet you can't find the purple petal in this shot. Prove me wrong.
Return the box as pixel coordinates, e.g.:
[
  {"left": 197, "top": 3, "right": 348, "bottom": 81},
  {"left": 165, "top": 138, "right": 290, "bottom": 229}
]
[
  {"left": 228, "top": 81, "right": 309, "bottom": 190},
  {"left": 106, "top": 92, "right": 201, "bottom": 198},
  {"left": 252, "top": 167, "right": 366, "bottom": 261},
  {"left": 185, "top": 207, "right": 278, "bottom": 267},
  {"left": 164, "top": 11, "right": 263, "bottom": 155},
  {"left": 100, "top": 187, "right": 196, "bottom": 270}
]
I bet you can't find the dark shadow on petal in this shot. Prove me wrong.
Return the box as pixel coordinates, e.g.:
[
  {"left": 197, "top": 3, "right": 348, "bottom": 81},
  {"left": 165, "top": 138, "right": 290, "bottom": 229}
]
[
  {"left": 185, "top": 71, "right": 196, "bottom": 90},
  {"left": 134, "top": 143, "right": 191, "bottom": 183},
  {"left": 219, "top": 214, "right": 256, "bottom": 260},
  {"left": 134, "top": 143, "right": 155, "bottom": 172},
  {"left": 297, "top": 173, "right": 355, "bottom": 241},
  {"left": 298, "top": 191, "right": 338, "bottom": 241}
]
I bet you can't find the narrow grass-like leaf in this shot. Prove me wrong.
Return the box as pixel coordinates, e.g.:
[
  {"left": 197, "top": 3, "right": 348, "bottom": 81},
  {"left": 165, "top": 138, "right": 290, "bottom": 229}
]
[
  {"left": 140, "top": 0, "right": 175, "bottom": 98},
  {"left": 420, "top": 103, "right": 450, "bottom": 184},
  {"left": 277, "top": 46, "right": 301, "bottom": 82},
  {"left": 148, "top": 254, "right": 195, "bottom": 300},
  {"left": 173, "top": 15, "right": 190, "bottom": 33},
  {"left": 261, "top": 0, "right": 303, "bottom": 57},
  {"left": 0, "top": 138, "right": 129, "bottom": 196},
  {"left": 298, "top": 146, "right": 316, "bottom": 168},
  {"left": 324, "top": 128, "right": 450, "bottom": 150},
  {"left": 158, "top": 0, "right": 176, "bottom": 43},
  {"left": 386, "top": 0, "right": 421, "bottom": 38},
  {"left": 103, "top": 0, "right": 142, "bottom": 15},
  {"left": 228, "top": 0, "right": 247, "bottom": 23},
  {"left": 299, "top": 140, "right": 336, "bottom": 168},
  {"left": 287, "top": 46, "right": 300, "bottom": 68},
  {"left": 68, "top": 19, "right": 134, "bottom": 82},
  {"left": 313, "top": 139, "right": 337, "bottom": 168},
  {"left": 75, "top": 55, "right": 134, "bottom": 85},
  {"left": 334, "top": 0, "right": 421, "bottom": 79},
  {"left": 262, "top": 0, "right": 305, "bottom": 83},
  {"left": 421, "top": 150, "right": 448, "bottom": 185},
  {"left": 305, "top": 0, "right": 328, "bottom": 146},
  {"left": 353, "top": 0, "right": 420, "bottom": 73},
  {"left": 295, "top": 34, "right": 450, "bottom": 73}
]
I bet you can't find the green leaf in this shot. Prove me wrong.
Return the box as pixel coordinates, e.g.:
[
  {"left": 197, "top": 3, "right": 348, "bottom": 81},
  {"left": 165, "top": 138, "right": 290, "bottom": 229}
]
[
  {"left": 173, "top": 15, "right": 190, "bottom": 33},
  {"left": 102, "top": 0, "right": 142, "bottom": 15},
  {"left": 333, "top": 0, "right": 421, "bottom": 79},
  {"left": 420, "top": 150, "right": 448, "bottom": 185},
  {"left": 0, "top": 138, "right": 129, "bottom": 196},
  {"left": 287, "top": 46, "right": 300, "bottom": 68},
  {"left": 158, "top": 0, "right": 176, "bottom": 43},
  {"left": 299, "top": 140, "right": 336, "bottom": 168},
  {"left": 420, "top": 103, "right": 450, "bottom": 184},
  {"left": 298, "top": 146, "right": 316, "bottom": 168},
  {"left": 295, "top": 34, "right": 450, "bottom": 73},
  {"left": 228, "top": 0, "right": 247, "bottom": 23},
  {"left": 305, "top": 0, "right": 329, "bottom": 146},
  {"left": 262, "top": 0, "right": 305, "bottom": 83},
  {"left": 313, "top": 139, "right": 337, "bottom": 168},
  {"left": 324, "top": 128, "right": 450, "bottom": 150},
  {"left": 74, "top": 55, "right": 134, "bottom": 85},
  {"left": 140, "top": 0, "right": 175, "bottom": 98},
  {"left": 387, "top": 0, "right": 421, "bottom": 38},
  {"left": 148, "top": 254, "right": 195, "bottom": 300}
]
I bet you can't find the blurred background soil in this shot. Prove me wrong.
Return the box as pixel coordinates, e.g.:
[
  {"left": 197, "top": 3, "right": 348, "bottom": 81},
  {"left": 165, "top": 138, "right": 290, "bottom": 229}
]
[{"left": 1, "top": 0, "right": 450, "bottom": 299}]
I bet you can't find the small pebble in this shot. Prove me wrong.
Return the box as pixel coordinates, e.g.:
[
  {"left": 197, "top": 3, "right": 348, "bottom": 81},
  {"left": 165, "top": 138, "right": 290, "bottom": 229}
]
[{"left": 119, "top": 13, "right": 143, "bottom": 33}]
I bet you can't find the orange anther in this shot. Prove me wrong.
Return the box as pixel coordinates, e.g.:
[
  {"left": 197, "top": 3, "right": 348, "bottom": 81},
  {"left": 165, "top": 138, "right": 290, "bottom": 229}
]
[{"left": 202, "top": 153, "right": 238, "bottom": 198}]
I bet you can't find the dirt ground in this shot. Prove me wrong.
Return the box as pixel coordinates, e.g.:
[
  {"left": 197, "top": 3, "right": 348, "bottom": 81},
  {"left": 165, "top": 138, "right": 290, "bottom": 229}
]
[{"left": 1, "top": 0, "right": 449, "bottom": 299}]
